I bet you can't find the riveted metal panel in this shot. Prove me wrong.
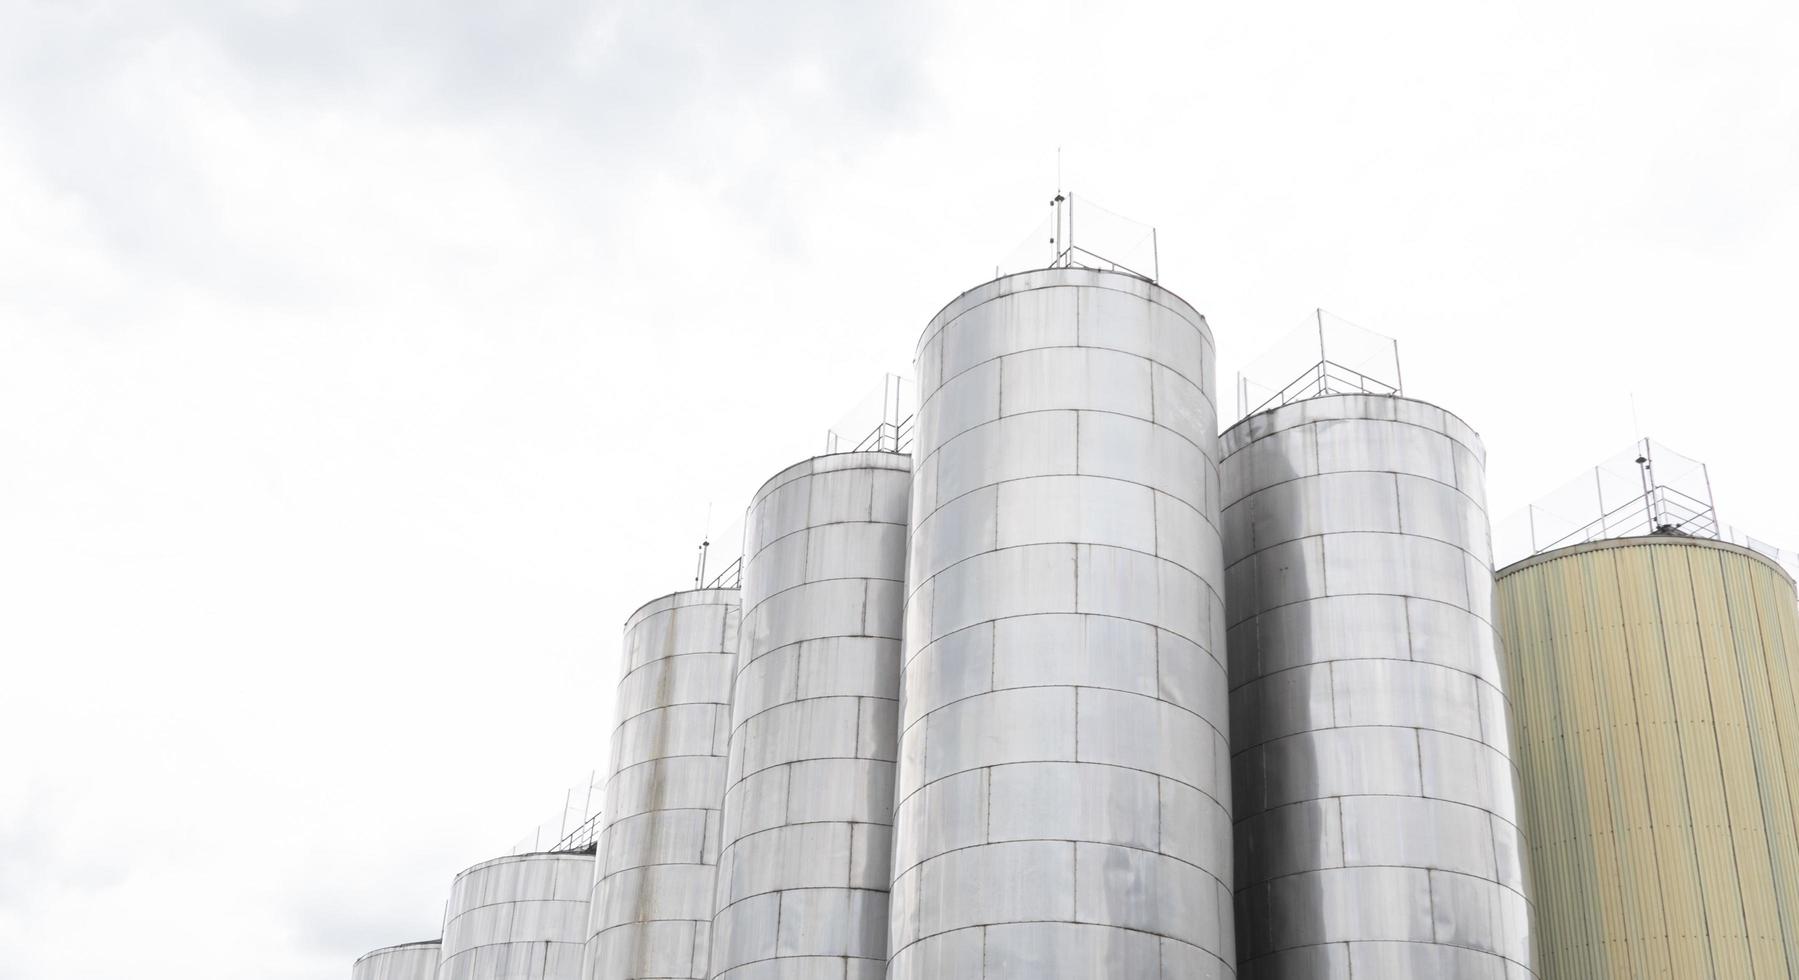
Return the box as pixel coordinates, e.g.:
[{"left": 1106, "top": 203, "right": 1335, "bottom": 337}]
[
  {"left": 440, "top": 853, "right": 591, "bottom": 980},
  {"left": 891, "top": 268, "right": 1232, "bottom": 979},
  {"left": 1222, "top": 393, "right": 1535, "bottom": 978},
  {"left": 354, "top": 941, "right": 440, "bottom": 980},
  {"left": 1497, "top": 535, "right": 1799, "bottom": 979},
  {"left": 706, "top": 452, "right": 910, "bottom": 980},
  {"left": 586, "top": 589, "right": 740, "bottom": 980}
]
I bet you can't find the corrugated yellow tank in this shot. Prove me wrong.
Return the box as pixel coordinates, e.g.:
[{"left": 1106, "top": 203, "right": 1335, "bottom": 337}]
[{"left": 1497, "top": 534, "right": 1799, "bottom": 979}]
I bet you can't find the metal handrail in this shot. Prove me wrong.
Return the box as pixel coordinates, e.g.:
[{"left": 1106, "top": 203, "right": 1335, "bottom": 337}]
[
  {"left": 703, "top": 555, "right": 742, "bottom": 590},
  {"left": 1246, "top": 358, "right": 1400, "bottom": 418},
  {"left": 1537, "top": 485, "right": 1720, "bottom": 554}
]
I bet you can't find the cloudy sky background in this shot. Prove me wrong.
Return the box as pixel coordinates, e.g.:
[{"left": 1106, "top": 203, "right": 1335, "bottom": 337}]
[{"left": 3, "top": 1, "right": 1797, "bottom": 977}]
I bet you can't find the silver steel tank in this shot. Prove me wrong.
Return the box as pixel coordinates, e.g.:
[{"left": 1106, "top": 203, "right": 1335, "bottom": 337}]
[
  {"left": 585, "top": 589, "right": 740, "bottom": 980},
  {"left": 889, "top": 268, "right": 1234, "bottom": 980},
  {"left": 353, "top": 941, "right": 440, "bottom": 980},
  {"left": 439, "top": 852, "right": 591, "bottom": 980},
  {"left": 1221, "top": 393, "right": 1535, "bottom": 978},
  {"left": 708, "top": 452, "right": 911, "bottom": 980}
]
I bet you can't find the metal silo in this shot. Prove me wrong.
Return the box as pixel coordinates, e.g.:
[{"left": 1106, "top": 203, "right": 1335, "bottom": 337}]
[
  {"left": 586, "top": 589, "right": 739, "bottom": 980},
  {"left": 1497, "top": 535, "right": 1799, "bottom": 979},
  {"left": 1221, "top": 393, "right": 1535, "bottom": 978},
  {"left": 708, "top": 452, "right": 911, "bottom": 980},
  {"left": 889, "top": 268, "right": 1234, "bottom": 980},
  {"left": 439, "top": 852, "right": 591, "bottom": 980},
  {"left": 354, "top": 941, "right": 440, "bottom": 980}
]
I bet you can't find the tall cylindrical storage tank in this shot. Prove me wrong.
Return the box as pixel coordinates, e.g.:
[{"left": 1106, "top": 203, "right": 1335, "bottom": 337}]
[
  {"left": 1497, "top": 535, "right": 1799, "bottom": 979},
  {"left": 354, "top": 940, "right": 440, "bottom": 980},
  {"left": 890, "top": 268, "right": 1234, "bottom": 979},
  {"left": 440, "top": 852, "right": 591, "bottom": 980},
  {"left": 708, "top": 452, "right": 911, "bottom": 980},
  {"left": 586, "top": 590, "right": 740, "bottom": 980},
  {"left": 1221, "top": 393, "right": 1535, "bottom": 978}
]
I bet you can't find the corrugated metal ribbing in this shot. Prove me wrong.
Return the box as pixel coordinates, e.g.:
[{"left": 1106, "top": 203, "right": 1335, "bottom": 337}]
[{"left": 1497, "top": 536, "right": 1799, "bottom": 979}]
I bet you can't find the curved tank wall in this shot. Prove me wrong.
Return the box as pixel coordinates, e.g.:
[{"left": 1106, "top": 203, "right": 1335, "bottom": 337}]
[
  {"left": 353, "top": 941, "right": 440, "bottom": 980},
  {"left": 586, "top": 589, "right": 740, "bottom": 980},
  {"left": 708, "top": 451, "right": 911, "bottom": 980},
  {"left": 440, "top": 852, "right": 591, "bottom": 980},
  {"left": 890, "top": 268, "right": 1234, "bottom": 980},
  {"left": 1497, "top": 536, "right": 1799, "bottom": 979},
  {"left": 1220, "top": 393, "right": 1535, "bottom": 978}
]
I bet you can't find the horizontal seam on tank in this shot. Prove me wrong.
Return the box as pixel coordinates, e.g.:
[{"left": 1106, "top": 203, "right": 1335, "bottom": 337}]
[
  {"left": 1231, "top": 791, "right": 1524, "bottom": 832},
  {"left": 724, "top": 691, "right": 898, "bottom": 738},
  {"left": 619, "top": 653, "right": 736, "bottom": 679},
  {"left": 587, "top": 916, "right": 711, "bottom": 939},
  {"left": 443, "top": 901, "right": 588, "bottom": 921},
  {"left": 911, "top": 471, "right": 1222, "bottom": 558},
  {"left": 593, "top": 857, "right": 724, "bottom": 876},
  {"left": 712, "top": 883, "right": 894, "bottom": 913},
  {"left": 918, "top": 279, "right": 1213, "bottom": 355},
  {"left": 1236, "top": 937, "right": 1530, "bottom": 969},
  {"left": 922, "top": 345, "right": 1218, "bottom": 421},
  {"left": 604, "top": 755, "right": 728, "bottom": 783},
  {"left": 743, "top": 574, "right": 907, "bottom": 621},
  {"left": 749, "top": 455, "right": 914, "bottom": 507},
  {"left": 895, "top": 758, "right": 1229, "bottom": 815},
  {"left": 611, "top": 698, "right": 733, "bottom": 733},
  {"left": 1233, "top": 865, "right": 1534, "bottom": 906},
  {"left": 1226, "top": 656, "right": 1513, "bottom": 706},
  {"left": 728, "top": 755, "right": 899, "bottom": 788},
  {"left": 605, "top": 753, "right": 730, "bottom": 782},
  {"left": 435, "top": 937, "right": 584, "bottom": 954},
  {"left": 718, "top": 818, "right": 896, "bottom": 851},
  {"left": 1220, "top": 404, "right": 1486, "bottom": 460},
  {"left": 712, "top": 950, "right": 886, "bottom": 976},
  {"left": 890, "top": 919, "right": 1234, "bottom": 966},
  {"left": 745, "top": 516, "right": 911, "bottom": 560},
  {"left": 906, "top": 539, "right": 1226, "bottom": 613},
  {"left": 889, "top": 837, "right": 1231, "bottom": 889},
  {"left": 901, "top": 611, "right": 1225, "bottom": 675},
  {"left": 1227, "top": 591, "right": 1496, "bottom": 634},
  {"left": 915, "top": 405, "right": 1218, "bottom": 475},
  {"left": 623, "top": 592, "right": 738, "bottom": 633},
  {"left": 895, "top": 680, "right": 1226, "bottom": 746},
  {"left": 1236, "top": 722, "right": 1511, "bottom": 757},
  {"left": 599, "top": 805, "right": 718, "bottom": 826},
  {"left": 1227, "top": 725, "right": 1519, "bottom": 765},
  {"left": 1222, "top": 528, "right": 1492, "bottom": 576},
  {"left": 1219, "top": 468, "right": 1488, "bottom": 521},
  {"left": 733, "top": 640, "right": 903, "bottom": 683}
]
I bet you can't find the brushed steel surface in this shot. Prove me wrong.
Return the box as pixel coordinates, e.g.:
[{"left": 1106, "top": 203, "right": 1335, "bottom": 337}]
[
  {"left": 586, "top": 590, "right": 740, "bottom": 980},
  {"left": 353, "top": 941, "right": 440, "bottom": 980},
  {"left": 708, "top": 452, "right": 910, "bottom": 980},
  {"left": 891, "top": 268, "right": 1233, "bottom": 980},
  {"left": 1222, "top": 393, "right": 1534, "bottom": 978},
  {"left": 440, "top": 852, "right": 591, "bottom": 980}
]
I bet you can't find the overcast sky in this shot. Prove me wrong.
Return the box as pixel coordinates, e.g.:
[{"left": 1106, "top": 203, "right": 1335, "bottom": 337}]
[{"left": 3, "top": 2, "right": 1797, "bottom": 978}]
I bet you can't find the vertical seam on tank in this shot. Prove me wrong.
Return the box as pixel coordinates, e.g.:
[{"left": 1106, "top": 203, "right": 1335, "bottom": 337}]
[
  {"left": 1647, "top": 546, "right": 1719, "bottom": 979},
  {"left": 1747, "top": 558, "right": 1799, "bottom": 973},
  {"left": 1684, "top": 547, "right": 1756, "bottom": 970},
  {"left": 1609, "top": 548, "right": 1677, "bottom": 974},
  {"left": 1582, "top": 554, "right": 1631, "bottom": 972},
  {"left": 1725, "top": 549, "right": 1793, "bottom": 975}
]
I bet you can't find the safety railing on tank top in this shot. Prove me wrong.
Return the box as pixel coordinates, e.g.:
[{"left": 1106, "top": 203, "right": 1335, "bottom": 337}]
[
  {"left": 824, "top": 414, "right": 915, "bottom": 455},
  {"left": 1240, "top": 358, "right": 1401, "bottom": 419},
  {"left": 703, "top": 555, "right": 743, "bottom": 590},
  {"left": 551, "top": 810, "right": 603, "bottom": 855},
  {"left": 1530, "top": 484, "right": 1720, "bottom": 555}
]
